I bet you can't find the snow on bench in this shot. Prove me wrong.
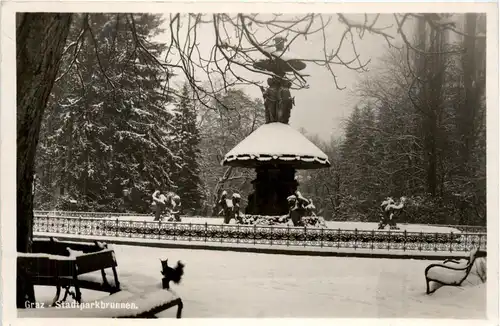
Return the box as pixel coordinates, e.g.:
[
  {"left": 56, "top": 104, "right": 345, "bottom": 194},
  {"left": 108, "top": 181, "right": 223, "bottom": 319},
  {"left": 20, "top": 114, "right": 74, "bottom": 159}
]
[
  {"left": 17, "top": 252, "right": 75, "bottom": 261},
  {"left": 19, "top": 240, "right": 184, "bottom": 317},
  {"left": 59, "top": 249, "right": 121, "bottom": 302},
  {"left": 424, "top": 247, "right": 486, "bottom": 294},
  {"left": 18, "top": 289, "right": 183, "bottom": 318},
  {"left": 18, "top": 247, "right": 121, "bottom": 305}
]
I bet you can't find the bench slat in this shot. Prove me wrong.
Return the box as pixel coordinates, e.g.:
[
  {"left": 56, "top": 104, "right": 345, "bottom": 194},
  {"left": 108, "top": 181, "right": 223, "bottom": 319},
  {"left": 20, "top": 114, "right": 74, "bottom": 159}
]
[
  {"left": 32, "top": 239, "right": 107, "bottom": 256},
  {"left": 76, "top": 250, "right": 117, "bottom": 275},
  {"left": 18, "top": 256, "right": 77, "bottom": 278}
]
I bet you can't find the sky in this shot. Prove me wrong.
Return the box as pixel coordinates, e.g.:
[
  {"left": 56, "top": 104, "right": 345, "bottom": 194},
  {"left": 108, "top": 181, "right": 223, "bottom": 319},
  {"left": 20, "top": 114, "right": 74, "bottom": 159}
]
[{"left": 153, "top": 14, "right": 416, "bottom": 141}]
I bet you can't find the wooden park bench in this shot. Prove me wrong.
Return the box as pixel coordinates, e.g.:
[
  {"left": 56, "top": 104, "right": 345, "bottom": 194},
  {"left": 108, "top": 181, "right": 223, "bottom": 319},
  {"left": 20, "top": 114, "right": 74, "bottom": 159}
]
[
  {"left": 424, "top": 247, "right": 486, "bottom": 294},
  {"left": 18, "top": 238, "right": 184, "bottom": 318},
  {"left": 59, "top": 248, "right": 121, "bottom": 302},
  {"left": 18, "top": 288, "right": 183, "bottom": 318},
  {"left": 19, "top": 243, "right": 120, "bottom": 305},
  {"left": 29, "top": 237, "right": 120, "bottom": 303},
  {"left": 18, "top": 252, "right": 79, "bottom": 306}
]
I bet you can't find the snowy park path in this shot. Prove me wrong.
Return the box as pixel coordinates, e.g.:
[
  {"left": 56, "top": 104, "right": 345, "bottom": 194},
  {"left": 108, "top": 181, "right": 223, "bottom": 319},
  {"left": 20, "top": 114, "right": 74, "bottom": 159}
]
[{"left": 32, "top": 244, "right": 486, "bottom": 318}]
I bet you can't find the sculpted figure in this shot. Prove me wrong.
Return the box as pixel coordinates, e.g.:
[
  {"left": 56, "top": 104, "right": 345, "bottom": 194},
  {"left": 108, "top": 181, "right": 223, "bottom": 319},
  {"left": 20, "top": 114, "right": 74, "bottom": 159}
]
[
  {"left": 277, "top": 79, "right": 294, "bottom": 124},
  {"left": 261, "top": 77, "right": 295, "bottom": 124},
  {"left": 261, "top": 78, "right": 279, "bottom": 123}
]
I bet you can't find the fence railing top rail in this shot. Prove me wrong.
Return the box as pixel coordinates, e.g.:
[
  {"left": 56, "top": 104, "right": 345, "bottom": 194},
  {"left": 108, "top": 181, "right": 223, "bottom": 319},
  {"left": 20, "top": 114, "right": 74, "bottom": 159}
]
[
  {"left": 33, "top": 214, "right": 487, "bottom": 235},
  {"left": 33, "top": 210, "right": 486, "bottom": 228}
]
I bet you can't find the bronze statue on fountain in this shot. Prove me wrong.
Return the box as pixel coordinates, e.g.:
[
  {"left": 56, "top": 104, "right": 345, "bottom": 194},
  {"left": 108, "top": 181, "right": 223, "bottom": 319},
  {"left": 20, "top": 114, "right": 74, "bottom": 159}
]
[
  {"left": 257, "top": 37, "right": 301, "bottom": 125},
  {"left": 222, "top": 37, "right": 330, "bottom": 217},
  {"left": 260, "top": 77, "right": 294, "bottom": 124}
]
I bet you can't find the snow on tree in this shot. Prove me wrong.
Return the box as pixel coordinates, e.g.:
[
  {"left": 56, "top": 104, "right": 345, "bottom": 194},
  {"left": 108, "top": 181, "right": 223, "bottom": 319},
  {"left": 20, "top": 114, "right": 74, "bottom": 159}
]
[
  {"left": 197, "top": 88, "right": 266, "bottom": 215},
  {"left": 169, "top": 83, "right": 204, "bottom": 214},
  {"left": 35, "top": 13, "right": 177, "bottom": 212}
]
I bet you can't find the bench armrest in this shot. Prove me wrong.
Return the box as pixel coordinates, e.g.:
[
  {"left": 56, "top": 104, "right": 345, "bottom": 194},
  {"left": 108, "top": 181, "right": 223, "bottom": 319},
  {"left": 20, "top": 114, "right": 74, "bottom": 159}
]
[{"left": 425, "top": 262, "right": 471, "bottom": 275}]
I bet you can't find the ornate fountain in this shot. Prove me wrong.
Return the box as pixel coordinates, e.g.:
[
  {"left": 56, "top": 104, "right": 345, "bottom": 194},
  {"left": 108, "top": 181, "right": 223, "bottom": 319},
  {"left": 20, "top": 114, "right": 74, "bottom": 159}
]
[{"left": 222, "top": 37, "right": 330, "bottom": 216}]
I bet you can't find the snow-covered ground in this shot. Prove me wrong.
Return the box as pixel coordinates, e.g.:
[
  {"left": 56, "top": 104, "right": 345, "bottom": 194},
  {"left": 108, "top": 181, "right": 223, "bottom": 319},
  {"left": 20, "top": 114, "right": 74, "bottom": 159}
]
[
  {"left": 112, "top": 215, "right": 462, "bottom": 233},
  {"left": 28, "top": 244, "right": 486, "bottom": 318}
]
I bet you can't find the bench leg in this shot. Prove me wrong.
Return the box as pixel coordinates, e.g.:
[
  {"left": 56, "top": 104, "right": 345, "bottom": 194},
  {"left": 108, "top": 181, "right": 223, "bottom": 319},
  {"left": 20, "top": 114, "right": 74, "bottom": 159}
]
[
  {"left": 176, "top": 301, "right": 183, "bottom": 319},
  {"left": 74, "top": 284, "right": 82, "bottom": 304},
  {"left": 51, "top": 284, "right": 62, "bottom": 306},
  {"left": 101, "top": 269, "right": 111, "bottom": 288},
  {"left": 426, "top": 278, "right": 446, "bottom": 295},
  {"left": 62, "top": 284, "right": 82, "bottom": 304},
  {"left": 112, "top": 266, "right": 121, "bottom": 291},
  {"left": 425, "top": 277, "right": 431, "bottom": 294}
]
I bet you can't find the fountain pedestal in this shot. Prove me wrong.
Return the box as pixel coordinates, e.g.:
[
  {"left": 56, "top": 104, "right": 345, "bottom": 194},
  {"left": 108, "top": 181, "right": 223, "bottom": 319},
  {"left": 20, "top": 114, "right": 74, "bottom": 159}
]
[{"left": 245, "top": 165, "right": 298, "bottom": 216}]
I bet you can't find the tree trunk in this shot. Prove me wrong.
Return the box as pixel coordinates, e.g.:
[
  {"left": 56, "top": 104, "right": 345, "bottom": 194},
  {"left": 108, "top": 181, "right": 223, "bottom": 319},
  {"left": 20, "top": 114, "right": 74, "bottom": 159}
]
[
  {"left": 16, "top": 13, "right": 72, "bottom": 308},
  {"left": 458, "top": 13, "right": 478, "bottom": 170},
  {"left": 414, "top": 15, "right": 446, "bottom": 197}
]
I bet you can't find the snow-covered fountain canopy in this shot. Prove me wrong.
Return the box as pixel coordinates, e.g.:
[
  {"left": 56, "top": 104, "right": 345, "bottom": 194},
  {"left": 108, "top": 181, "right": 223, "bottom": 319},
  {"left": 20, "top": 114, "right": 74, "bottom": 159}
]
[{"left": 222, "top": 122, "right": 330, "bottom": 169}]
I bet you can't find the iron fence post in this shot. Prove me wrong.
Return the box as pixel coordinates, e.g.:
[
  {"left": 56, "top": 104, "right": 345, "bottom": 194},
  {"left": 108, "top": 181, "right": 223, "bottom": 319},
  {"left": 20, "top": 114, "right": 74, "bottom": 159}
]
[
  {"left": 84, "top": 217, "right": 89, "bottom": 236},
  {"left": 270, "top": 226, "right": 273, "bottom": 246},
  {"left": 78, "top": 216, "right": 82, "bottom": 236},
  {"left": 371, "top": 230, "right": 375, "bottom": 250},
  {"left": 115, "top": 218, "right": 119, "bottom": 237},
  {"left": 419, "top": 231, "right": 423, "bottom": 251},
  {"left": 337, "top": 228, "right": 340, "bottom": 249},
  {"left": 143, "top": 220, "right": 147, "bottom": 239},
  {"left": 158, "top": 220, "right": 162, "bottom": 240},
  {"left": 189, "top": 223, "right": 192, "bottom": 242},
  {"left": 403, "top": 230, "right": 407, "bottom": 252},
  {"left": 220, "top": 224, "right": 223, "bottom": 243},
  {"left": 253, "top": 224, "right": 257, "bottom": 245},
  {"left": 236, "top": 224, "right": 239, "bottom": 244},
  {"left": 205, "top": 222, "right": 208, "bottom": 242},
  {"left": 354, "top": 228, "right": 358, "bottom": 250},
  {"left": 320, "top": 227, "right": 324, "bottom": 248},
  {"left": 287, "top": 224, "right": 290, "bottom": 247},
  {"left": 449, "top": 232, "right": 453, "bottom": 252},
  {"left": 303, "top": 226, "right": 307, "bottom": 247},
  {"left": 387, "top": 230, "right": 390, "bottom": 251}
]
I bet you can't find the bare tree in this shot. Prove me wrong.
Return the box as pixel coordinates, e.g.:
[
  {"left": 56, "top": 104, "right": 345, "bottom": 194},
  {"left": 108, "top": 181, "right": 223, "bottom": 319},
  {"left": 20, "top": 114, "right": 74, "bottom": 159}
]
[
  {"left": 349, "top": 13, "right": 486, "bottom": 224},
  {"left": 197, "top": 87, "right": 265, "bottom": 213}
]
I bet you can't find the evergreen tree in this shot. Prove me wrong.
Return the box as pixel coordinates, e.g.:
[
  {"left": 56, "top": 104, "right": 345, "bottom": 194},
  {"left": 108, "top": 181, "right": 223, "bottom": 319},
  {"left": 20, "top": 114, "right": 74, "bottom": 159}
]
[
  {"left": 170, "top": 83, "right": 204, "bottom": 213},
  {"left": 35, "top": 13, "right": 176, "bottom": 212}
]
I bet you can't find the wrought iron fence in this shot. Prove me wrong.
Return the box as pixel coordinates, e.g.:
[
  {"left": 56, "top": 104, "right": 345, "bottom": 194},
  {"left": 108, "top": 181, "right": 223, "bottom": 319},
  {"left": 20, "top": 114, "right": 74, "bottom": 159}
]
[
  {"left": 33, "top": 214, "right": 487, "bottom": 253},
  {"left": 33, "top": 210, "right": 487, "bottom": 233}
]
